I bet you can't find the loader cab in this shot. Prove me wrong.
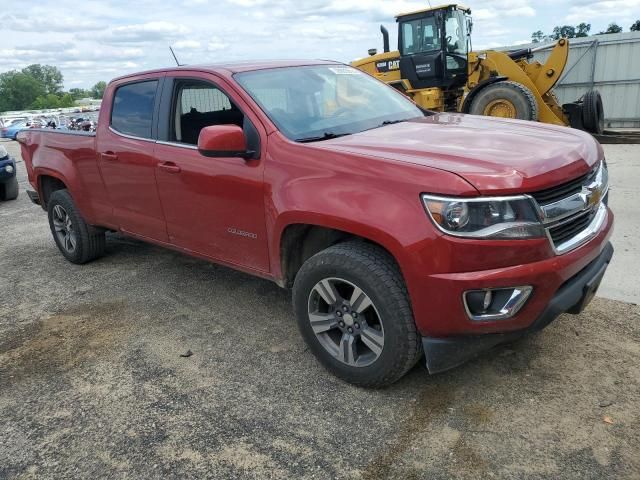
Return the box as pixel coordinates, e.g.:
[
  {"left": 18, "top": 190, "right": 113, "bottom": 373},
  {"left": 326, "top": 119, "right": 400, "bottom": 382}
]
[{"left": 397, "top": 5, "right": 471, "bottom": 90}]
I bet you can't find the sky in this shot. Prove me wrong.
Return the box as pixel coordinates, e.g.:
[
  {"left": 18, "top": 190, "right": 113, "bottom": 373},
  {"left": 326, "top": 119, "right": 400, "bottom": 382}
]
[{"left": 1, "top": 0, "right": 639, "bottom": 89}]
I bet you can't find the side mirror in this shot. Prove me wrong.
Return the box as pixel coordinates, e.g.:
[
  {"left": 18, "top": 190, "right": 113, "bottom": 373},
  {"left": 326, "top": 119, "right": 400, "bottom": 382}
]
[{"left": 197, "top": 125, "right": 254, "bottom": 159}]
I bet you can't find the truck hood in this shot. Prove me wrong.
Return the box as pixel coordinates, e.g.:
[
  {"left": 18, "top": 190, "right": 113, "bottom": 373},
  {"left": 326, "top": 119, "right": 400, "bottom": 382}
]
[{"left": 314, "top": 113, "right": 602, "bottom": 195}]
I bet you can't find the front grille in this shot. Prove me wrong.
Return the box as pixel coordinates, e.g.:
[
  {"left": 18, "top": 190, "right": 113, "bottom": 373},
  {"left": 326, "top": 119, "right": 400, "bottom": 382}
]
[
  {"left": 532, "top": 161, "right": 608, "bottom": 254},
  {"left": 529, "top": 163, "right": 600, "bottom": 205},
  {"left": 548, "top": 209, "right": 596, "bottom": 246}
]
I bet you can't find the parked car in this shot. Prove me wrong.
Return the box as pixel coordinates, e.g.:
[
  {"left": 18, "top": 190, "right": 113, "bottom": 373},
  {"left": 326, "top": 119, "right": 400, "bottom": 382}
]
[
  {"left": 1, "top": 117, "right": 27, "bottom": 127},
  {"left": 1, "top": 121, "right": 28, "bottom": 140},
  {"left": 17, "top": 61, "right": 613, "bottom": 387},
  {"left": 0, "top": 145, "right": 19, "bottom": 201}
]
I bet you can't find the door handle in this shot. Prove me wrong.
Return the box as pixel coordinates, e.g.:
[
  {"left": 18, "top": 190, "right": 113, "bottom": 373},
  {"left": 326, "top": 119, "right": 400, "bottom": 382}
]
[
  {"left": 100, "top": 152, "right": 118, "bottom": 162},
  {"left": 158, "top": 162, "right": 181, "bottom": 174}
]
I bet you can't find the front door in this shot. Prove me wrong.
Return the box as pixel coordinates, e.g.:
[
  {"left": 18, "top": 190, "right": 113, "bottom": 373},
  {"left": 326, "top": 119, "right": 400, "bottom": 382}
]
[
  {"left": 96, "top": 78, "right": 168, "bottom": 242},
  {"left": 153, "top": 76, "right": 269, "bottom": 272}
]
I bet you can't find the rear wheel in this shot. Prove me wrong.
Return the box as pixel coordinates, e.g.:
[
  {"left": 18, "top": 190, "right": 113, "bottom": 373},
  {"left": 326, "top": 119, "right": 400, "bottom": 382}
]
[
  {"left": 1, "top": 176, "right": 19, "bottom": 201},
  {"left": 582, "top": 90, "right": 604, "bottom": 135},
  {"left": 470, "top": 81, "right": 539, "bottom": 121},
  {"left": 47, "top": 189, "right": 105, "bottom": 264},
  {"left": 293, "top": 241, "right": 422, "bottom": 388}
]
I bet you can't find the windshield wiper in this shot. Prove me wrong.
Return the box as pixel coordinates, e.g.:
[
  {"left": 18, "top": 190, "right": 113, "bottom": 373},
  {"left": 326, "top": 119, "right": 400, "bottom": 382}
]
[
  {"left": 295, "top": 132, "right": 351, "bottom": 143},
  {"left": 380, "top": 119, "right": 407, "bottom": 126}
]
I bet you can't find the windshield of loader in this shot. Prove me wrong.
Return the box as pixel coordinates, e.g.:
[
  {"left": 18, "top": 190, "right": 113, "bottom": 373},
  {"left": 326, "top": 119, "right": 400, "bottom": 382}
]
[{"left": 235, "top": 65, "right": 423, "bottom": 142}]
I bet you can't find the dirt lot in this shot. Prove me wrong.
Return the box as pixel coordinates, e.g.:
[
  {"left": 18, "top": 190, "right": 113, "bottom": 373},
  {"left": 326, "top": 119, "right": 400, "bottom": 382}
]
[{"left": 1, "top": 140, "right": 639, "bottom": 479}]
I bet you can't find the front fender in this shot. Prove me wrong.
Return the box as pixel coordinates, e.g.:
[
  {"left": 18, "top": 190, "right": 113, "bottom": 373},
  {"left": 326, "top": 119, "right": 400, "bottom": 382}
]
[{"left": 263, "top": 133, "right": 475, "bottom": 283}]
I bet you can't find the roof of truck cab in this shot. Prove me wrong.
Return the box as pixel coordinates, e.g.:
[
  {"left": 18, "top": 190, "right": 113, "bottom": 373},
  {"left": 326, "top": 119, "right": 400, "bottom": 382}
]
[{"left": 111, "top": 59, "right": 342, "bottom": 83}]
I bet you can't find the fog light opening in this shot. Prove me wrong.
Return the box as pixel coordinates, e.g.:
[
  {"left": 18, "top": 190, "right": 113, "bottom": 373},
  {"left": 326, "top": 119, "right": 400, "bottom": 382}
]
[
  {"left": 464, "top": 286, "right": 532, "bottom": 321},
  {"left": 483, "top": 290, "right": 493, "bottom": 310}
]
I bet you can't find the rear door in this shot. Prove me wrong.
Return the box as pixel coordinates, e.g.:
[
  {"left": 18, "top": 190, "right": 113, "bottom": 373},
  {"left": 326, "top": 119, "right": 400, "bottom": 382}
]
[
  {"left": 96, "top": 77, "right": 168, "bottom": 242},
  {"left": 153, "top": 73, "right": 269, "bottom": 272}
]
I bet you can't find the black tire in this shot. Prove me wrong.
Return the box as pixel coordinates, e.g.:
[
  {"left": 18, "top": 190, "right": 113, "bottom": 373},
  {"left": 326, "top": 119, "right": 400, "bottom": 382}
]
[
  {"left": 47, "top": 189, "right": 105, "bottom": 264},
  {"left": 469, "top": 81, "right": 539, "bottom": 121},
  {"left": 582, "top": 90, "right": 604, "bottom": 135},
  {"left": 3, "top": 176, "right": 19, "bottom": 201},
  {"left": 293, "top": 241, "right": 422, "bottom": 388}
]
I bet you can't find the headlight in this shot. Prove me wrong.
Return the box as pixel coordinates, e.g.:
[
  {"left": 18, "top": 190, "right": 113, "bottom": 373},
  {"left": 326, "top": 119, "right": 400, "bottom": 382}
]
[
  {"left": 421, "top": 194, "right": 545, "bottom": 239},
  {"left": 5, "top": 165, "right": 14, "bottom": 174}
]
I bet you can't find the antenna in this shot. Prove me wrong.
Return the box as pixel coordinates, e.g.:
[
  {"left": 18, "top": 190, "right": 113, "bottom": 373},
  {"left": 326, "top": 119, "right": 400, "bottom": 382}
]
[
  {"left": 169, "top": 46, "right": 183, "bottom": 66},
  {"left": 427, "top": 0, "right": 432, "bottom": 7}
]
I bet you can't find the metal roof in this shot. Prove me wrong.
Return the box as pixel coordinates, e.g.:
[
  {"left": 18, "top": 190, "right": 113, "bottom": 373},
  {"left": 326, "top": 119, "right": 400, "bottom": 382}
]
[{"left": 395, "top": 4, "right": 470, "bottom": 18}]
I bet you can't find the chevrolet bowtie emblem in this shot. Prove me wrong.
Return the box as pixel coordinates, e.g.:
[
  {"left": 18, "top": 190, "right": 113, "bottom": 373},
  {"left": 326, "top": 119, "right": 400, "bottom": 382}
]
[{"left": 581, "top": 185, "right": 603, "bottom": 209}]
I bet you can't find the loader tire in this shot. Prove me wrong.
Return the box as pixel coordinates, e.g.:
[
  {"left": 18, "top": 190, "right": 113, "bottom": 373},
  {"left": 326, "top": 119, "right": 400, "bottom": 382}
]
[
  {"left": 469, "top": 81, "right": 538, "bottom": 121},
  {"left": 582, "top": 90, "right": 604, "bottom": 135}
]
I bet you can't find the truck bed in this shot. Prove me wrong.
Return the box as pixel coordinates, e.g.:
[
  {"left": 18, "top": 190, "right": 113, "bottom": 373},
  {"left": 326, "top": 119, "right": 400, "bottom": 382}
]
[{"left": 18, "top": 128, "right": 111, "bottom": 227}]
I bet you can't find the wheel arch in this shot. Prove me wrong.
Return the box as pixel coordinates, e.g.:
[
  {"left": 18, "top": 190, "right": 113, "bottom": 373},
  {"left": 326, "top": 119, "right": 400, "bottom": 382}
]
[
  {"left": 37, "top": 171, "right": 69, "bottom": 209},
  {"left": 276, "top": 218, "right": 407, "bottom": 289}
]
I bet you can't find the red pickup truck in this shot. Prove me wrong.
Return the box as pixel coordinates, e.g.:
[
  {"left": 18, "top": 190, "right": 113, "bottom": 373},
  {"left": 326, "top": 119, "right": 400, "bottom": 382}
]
[{"left": 18, "top": 60, "right": 613, "bottom": 387}]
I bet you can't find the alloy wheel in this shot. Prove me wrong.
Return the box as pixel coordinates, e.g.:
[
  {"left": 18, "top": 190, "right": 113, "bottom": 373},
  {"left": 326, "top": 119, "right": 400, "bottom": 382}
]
[
  {"left": 307, "top": 277, "right": 385, "bottom": 367},
  {"left": 52, "top": 204, "right": 77, "bottom": 254}
]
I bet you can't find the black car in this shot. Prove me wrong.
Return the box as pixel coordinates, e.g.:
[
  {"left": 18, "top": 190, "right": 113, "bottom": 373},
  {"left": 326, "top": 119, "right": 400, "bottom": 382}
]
[{"left": 0, "top": 145, "right": 19, "bottom": 201}]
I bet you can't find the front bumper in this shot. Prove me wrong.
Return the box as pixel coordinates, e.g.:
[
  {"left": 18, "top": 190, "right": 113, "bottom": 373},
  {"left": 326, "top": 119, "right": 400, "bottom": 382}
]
[{"left": 422, "top": 241, "right": 614, "bottom": 373}]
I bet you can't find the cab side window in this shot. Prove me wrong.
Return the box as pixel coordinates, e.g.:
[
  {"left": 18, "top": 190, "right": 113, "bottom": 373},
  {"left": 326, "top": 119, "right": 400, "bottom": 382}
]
[
  {"left": 111, "top": 80, "right": 158, "bottom": 139},
  {"left": 172, "top": 82, "right": 244, "bottom": 145}
]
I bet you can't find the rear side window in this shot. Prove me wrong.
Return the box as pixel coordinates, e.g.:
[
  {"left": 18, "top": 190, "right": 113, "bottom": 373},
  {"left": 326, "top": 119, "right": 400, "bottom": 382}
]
[{"left": 111, "top": 80, "right": 158, "bottom": 138}]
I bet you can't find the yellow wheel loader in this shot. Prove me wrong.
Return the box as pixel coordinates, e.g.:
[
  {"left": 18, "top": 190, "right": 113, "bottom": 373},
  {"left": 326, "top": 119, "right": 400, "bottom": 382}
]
[{"left": 351, "top": 4, "right": 604, "bottom": 134}]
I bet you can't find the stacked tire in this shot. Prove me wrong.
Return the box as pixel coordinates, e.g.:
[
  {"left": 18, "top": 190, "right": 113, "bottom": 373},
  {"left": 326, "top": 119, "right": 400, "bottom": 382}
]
[{"left": 582, "top": 90, "right": 604, "bottom": 135}]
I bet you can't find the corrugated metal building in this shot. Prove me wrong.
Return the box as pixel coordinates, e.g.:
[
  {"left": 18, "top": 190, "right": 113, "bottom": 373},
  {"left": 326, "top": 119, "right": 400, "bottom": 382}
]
[{"left": 502, "top": 32, "right": 640, "bottom": 128}]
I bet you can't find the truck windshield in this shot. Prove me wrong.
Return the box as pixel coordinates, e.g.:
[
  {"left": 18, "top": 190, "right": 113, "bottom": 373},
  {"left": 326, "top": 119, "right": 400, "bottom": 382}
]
[{"left": 235, "top": 65, "right": 423, "bottom": 142}]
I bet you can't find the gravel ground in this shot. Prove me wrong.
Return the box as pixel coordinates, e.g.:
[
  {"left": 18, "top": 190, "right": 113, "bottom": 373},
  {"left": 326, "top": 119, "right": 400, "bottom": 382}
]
[{"left": 1, "top": 140, "right": 639, "bottom": 479}]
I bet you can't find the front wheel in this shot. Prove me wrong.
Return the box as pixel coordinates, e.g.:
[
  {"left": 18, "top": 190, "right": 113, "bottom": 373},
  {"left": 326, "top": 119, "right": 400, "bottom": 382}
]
[
  {"left": 293, "top": 241, "right": 422, "bottom": 387},
  {"left": 47, "top": 189, "right": 105, "bottom": 264},
  {"left": 469, "top": 81, "right": 539, "bottom": 121}
]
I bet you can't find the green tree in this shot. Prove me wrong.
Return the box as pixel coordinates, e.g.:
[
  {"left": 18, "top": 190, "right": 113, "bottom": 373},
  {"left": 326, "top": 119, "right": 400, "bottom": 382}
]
[
  {"left": 90, "top": 81, "right": 107, "bottom": 99},
  {"left": 60, "top": 93, "right": 75, "bottom": 108},
  {"left": 552, "top": 25, "right": 576, "bottom": 39},
  {"left": 21, "top": 64, "right": 64, "bottom": 95},
  {"left": 69, "top": 88, "right": 89, "bottom": 100},
  {"left": 631, "top": 20, "right": 640, "bottom": 31},
  {"left": 30, "top": 94, "right": 63, "bottom": 110},
  {"left": 0, "top": 71, "right": 46, "bottom": 111},
  {"left": 531, "top": 30, "right": 545, "bottom": 43},
  {"left": 599, "top": 23, "right": 623, "bottom": 34},
  {"left": 576, "top": 23, "right": 591, "bottom": 37},
  {"left": 31, "top": 96, "right": 49, "bottom": 110}
]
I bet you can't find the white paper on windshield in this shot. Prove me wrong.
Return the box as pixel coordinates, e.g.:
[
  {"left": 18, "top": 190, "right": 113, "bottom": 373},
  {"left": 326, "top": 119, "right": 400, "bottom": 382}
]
[{"left": 329, "top": 67, "right": 361, "bottom": 75}]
